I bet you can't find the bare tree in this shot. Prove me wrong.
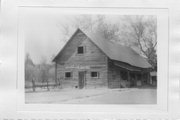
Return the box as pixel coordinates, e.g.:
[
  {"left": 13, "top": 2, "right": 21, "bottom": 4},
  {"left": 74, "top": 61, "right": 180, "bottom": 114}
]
[
  {"left": 122, "top": 16, "right": 157, "bottom": 68},
  {"left": 57, "top": 15, "right": 157, "bottom": 69},
  {"left": 74, "top": 15, "right": 95, "bottom": 32},
  {"left": 40, "top": 57, "right": 52, "bottom": 91},
  {"left": 57, "top": 15, "right": 113, "bottom": 42},
  {"left": 25, "top": 53, "right": 37, "bottom": 91}
]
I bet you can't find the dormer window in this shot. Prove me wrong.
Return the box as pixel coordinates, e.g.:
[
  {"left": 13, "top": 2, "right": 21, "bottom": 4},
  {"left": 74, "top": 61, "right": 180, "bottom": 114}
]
[{"left": 77, "top": 46, "right": 84, "bottom": 54}]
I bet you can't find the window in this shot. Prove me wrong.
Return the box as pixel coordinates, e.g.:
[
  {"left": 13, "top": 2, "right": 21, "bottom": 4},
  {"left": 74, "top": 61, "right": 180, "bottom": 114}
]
[
  {"left": 77, "top": 46, "right": 84, "bottom": 54},
  {"left": 91, "top": 72, "right": 99, "bottom": 78},
  {"left": 65, "top": 72, "right": 72, "bottom": 78}
]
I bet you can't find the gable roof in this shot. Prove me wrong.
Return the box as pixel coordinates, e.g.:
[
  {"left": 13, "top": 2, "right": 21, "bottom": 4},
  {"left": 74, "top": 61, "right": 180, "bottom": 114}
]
[
  {"left": 53, "top": 28, "right": 151, "bottom": 68},
  {"left": 52, "top": 29, "right": 81, "bottom": 62}
]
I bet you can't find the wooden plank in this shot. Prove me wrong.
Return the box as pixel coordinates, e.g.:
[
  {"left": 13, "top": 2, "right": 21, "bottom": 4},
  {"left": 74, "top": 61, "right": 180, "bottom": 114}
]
[
  {"left": 55, "top": 31, "right": 109, "bottom": 88},
  {"left": 127, "top": 70, "right": 130, "bottom": 81}
]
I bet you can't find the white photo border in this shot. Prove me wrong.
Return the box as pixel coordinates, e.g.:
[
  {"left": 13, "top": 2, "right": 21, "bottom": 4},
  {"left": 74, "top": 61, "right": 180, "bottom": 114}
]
[
  {"left": 17, "top": 7, "right": 169, "bottom": 114},
  {"left": 1, "top": 0, "right": 180, "bottom": 119}
]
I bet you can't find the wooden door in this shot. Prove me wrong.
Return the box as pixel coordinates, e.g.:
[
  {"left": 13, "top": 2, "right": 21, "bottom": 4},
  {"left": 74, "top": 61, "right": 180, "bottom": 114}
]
[{"left": 79, "top": 71, "right": 86, "bottom": 89}]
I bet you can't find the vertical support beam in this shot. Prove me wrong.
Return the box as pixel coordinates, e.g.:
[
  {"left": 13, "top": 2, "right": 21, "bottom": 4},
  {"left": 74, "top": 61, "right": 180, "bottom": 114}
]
[
  {"left": 127, "top": 70, "right": 131, "bottom": 87},
  {"left": 150, "top": 74, "right": 152, "bottom": 85},
  {"left": 127, "top": 70, "right": 130, "bottom": 81},
  {"left": 119, "top": 70, "right": 121, "bottom": 88},
  {"left": 84, "top": 71, "right": 87, "bottom": 89},
  {"left": 147, "top": 72, "right": 150, "bottom": 84},
  {"left": 55, "top": 63, "right": 57, "bottom": 85},
  {"left": 141, "top": 72, "right": 143, "bottom": 85},
  {"left": 107, "top": 58, "right": 109, "bottom": 88},
  {"left": 135, "top": 73, "right": 137, "bottom": 85}
]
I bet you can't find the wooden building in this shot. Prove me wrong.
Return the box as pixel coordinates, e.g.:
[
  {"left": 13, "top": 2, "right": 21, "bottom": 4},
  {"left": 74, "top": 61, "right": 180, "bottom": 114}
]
[
  {"left": 53, "top": 28, "right": 152, "bottom": 89},
  {"left": 150, "top": 71, "right": 157, "bottom": 86}
]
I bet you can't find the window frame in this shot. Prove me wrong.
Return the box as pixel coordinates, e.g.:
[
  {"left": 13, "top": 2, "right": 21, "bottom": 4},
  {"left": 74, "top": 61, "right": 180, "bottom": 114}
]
[
  {"left": 77, "top": 46, "right": 85, "bottom": 54},
  {"left": 65, "top": 72, "right": 72, "bottom": 79},
  {"left": 91, "top": 71, "right": 100, "bottom": 78}
]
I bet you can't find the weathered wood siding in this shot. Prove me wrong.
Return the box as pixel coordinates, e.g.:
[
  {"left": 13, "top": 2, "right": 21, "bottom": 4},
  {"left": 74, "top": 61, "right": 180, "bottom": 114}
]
[
  {"left": 108, "top": 59, "right": 152, "bottom": 88},
  {"left": 56, "top": 30, "right": 108, "bottom": 88},
  {"left": 108, "top": 59, "right": 122, "bottom": 88}
]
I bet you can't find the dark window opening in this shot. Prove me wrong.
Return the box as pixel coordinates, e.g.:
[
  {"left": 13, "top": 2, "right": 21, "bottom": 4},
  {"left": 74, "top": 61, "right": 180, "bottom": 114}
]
[
  {"left": 65, "top": 72, "right": 72, "bottom": 78},
  {"left": 91, "top": 72, "right": 99, "bottom": 78},
  {"left": 120, "top": 71, "right": 127, "bottom": 80},
  {"left": 77, "top": 46, "right": 84, "bottom": 54}
]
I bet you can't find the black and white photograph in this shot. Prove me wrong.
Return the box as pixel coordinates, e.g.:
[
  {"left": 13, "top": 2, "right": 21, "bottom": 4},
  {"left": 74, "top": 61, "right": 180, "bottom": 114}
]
[
  {"left": 22, "top": 8, "right": 158, "bottom": 104},
  {"left": 2, "top": 0, "right": 180, "bottom": 119}
]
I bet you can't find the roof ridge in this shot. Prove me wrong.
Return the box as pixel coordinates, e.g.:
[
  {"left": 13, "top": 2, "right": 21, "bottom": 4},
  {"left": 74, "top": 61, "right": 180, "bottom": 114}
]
[
  {"left": 53, "top": 28, "right": 151, "bottom": 68},
  {"left": 84, "top": 29, "right": 151, "bottom": 68}
]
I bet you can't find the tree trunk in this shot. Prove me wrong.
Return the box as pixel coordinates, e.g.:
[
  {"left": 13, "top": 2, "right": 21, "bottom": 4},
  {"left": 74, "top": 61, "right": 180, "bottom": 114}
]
[
  {"left": 32, "top": 78, "right": 36, "bottom": 92},
  {"left": 47, "top": 80, "right": 49, "bottom": 91}
]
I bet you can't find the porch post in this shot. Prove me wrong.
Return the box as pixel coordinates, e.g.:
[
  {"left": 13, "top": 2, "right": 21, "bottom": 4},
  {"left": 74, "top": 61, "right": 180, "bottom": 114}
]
[
  {"left": 147, "top": 72, "right": 150, "bottom": 84},
  {"left": 127, "top": 70, "right": 130, "bottom": 81},
  {"left": 141, "top": 72, "right": 143, "bottom": 85},
  {"left": 55, "top": 63, "right": 57, "bottom": 85},
  {"left": 135, "top": 73, "right": 137, "bottom": 85}
]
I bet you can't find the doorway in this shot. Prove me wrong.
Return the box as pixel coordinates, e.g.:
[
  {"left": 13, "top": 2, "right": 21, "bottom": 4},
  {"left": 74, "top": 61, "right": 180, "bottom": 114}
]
[{"left": 78, "top": 71, "right": 86, "bottom": 89}]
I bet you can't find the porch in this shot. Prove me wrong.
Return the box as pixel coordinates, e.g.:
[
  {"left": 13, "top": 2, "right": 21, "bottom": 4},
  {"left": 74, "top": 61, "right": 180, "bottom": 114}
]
[{"left": 108, "top": 60, "right": 151, "bottom": 88}]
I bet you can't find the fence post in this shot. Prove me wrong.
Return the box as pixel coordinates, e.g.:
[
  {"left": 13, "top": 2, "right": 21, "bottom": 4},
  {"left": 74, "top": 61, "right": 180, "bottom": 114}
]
[
  {"left": 32, "top": 78, "right": 36, "bottom": 92},
  {"left": 47, "top": 80, "right": 49, "bottom": 91}
]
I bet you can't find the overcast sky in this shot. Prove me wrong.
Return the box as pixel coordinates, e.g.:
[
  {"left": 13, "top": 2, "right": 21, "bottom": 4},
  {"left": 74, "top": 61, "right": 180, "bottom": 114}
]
[
  {"left": 20, "top": 8, "right": 76, "bottom": 64},
  {"left": 20, "top": 7, "right": 123, "bottom": 64},
  {"left": 20, "top": 7, "right": 156, "bottom": 64}
]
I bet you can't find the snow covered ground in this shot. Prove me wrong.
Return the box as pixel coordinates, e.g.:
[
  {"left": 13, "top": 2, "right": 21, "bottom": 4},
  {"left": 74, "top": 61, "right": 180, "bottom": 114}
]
[{"left": 25, "top": 88, "right": 156, "bottom": 104}]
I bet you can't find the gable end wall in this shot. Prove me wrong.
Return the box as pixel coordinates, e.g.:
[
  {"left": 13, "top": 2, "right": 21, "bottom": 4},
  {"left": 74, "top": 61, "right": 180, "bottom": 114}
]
[{"left": 55, "top": 31, "right": 108, "bottom": 88}]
